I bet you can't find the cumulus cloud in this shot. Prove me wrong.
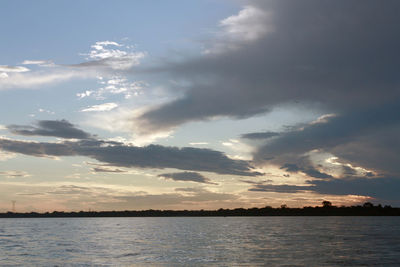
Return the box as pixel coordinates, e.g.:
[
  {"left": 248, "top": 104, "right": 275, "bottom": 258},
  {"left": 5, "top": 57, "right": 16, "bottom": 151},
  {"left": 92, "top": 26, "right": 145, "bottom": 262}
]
[
  {"left": 204, "top": 5, "right": 273, "bottom": 54},
  {"left": 158, "top": 171, "right": 217, "bottom": 184},
  {"left": 7, "top": 119, "right": 93, "bottom": 140}
]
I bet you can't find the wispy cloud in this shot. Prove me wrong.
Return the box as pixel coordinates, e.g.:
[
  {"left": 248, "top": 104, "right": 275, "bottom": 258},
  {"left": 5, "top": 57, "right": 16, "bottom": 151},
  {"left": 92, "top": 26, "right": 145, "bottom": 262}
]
[
  {"left": 0, "top": 41, "right": 146, "bottom": 90},
  {"left": 0, "top": 170, "right": 30, "bottom": 178},
  {"left": 21, "top": 60, "right": 54, "bottom": 67},
  {"left": 7, "top": 119, "right": 93, "bottom": 140},
  {"left": 159, "top": 172, "right": 217, "bottom": 184},
  {"left": 81, "top": 102, "right": 118, "bottom": 112},
  {"left": 0, "top": 65, "right": 30, "bottom": 73}
]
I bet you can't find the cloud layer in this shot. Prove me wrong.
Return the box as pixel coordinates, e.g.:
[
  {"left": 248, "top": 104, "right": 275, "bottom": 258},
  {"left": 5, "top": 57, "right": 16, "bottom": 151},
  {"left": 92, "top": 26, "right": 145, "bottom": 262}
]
[{"left": 1, "top": 120, "right": 260, "bottom": 176}]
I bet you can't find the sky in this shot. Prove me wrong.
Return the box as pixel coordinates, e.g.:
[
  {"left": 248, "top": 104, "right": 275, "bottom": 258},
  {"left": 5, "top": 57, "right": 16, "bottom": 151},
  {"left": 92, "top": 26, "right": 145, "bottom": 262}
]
[{"left": 1, "top": 0, "right": 400, "bottom": 212}]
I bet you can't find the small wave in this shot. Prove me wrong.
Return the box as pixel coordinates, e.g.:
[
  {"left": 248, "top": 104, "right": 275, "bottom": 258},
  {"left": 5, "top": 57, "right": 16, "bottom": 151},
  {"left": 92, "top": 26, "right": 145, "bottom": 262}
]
[{"left": 116, "top": 252, "right": 140, "bottom": 258}]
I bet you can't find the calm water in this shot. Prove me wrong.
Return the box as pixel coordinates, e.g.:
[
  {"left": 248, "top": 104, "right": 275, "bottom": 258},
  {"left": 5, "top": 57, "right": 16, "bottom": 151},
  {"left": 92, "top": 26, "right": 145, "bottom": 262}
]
[{"left": 0, "top": 217, "right": 400, "bottom": 266}]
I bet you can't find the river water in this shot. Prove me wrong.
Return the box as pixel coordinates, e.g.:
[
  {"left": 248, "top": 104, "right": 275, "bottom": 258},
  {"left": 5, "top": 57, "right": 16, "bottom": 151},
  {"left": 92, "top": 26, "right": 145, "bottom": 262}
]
[{"left": 1, "top": 217, "right": 400, "bottom": 266}]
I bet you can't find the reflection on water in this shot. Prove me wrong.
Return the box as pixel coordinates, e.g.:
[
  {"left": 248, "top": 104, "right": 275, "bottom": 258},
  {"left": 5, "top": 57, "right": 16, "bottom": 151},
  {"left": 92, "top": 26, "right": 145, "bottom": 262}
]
[{"left": 0, "top": 217, "right": 400, "bottom": 266}]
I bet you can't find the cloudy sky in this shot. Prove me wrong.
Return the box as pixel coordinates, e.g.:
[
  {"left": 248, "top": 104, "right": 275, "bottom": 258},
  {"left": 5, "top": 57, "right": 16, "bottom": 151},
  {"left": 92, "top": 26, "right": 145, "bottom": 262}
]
[{"left": 1, "top": 0, "right": 399, "bottom": 212}]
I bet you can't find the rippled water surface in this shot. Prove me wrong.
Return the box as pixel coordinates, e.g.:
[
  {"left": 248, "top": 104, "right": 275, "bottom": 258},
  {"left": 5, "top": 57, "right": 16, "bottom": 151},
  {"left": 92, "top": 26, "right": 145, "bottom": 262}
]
[{"left": 1, "top": 217, "right": 400, "bottom": 266}]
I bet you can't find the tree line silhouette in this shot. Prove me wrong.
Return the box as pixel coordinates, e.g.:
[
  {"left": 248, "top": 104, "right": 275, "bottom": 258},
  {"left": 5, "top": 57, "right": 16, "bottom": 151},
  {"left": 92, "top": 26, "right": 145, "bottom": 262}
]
[{"left": 0, "top": 201, "right": 399, "bottom": 218}]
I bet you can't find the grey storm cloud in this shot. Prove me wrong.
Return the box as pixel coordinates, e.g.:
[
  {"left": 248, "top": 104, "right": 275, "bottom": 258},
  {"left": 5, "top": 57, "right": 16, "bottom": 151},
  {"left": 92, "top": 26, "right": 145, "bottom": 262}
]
[
  {"left": 158, "top": 172, "right": 217, "bottom": 184},
  {"left": 253, "top": 102, "right": 400, "bottom": 176},
  {"left": 137, "top": 0, "right": 400, "bottom": 132},
  {"left": 134, "top": 1, "right": 400, "bottom": 200},
  {"left": 0, "top": 122, "right": 261, "bottom": 176},
  {"left": 248, "top": 177, "right": 400, "bottom": 202},
  {"left": 7, "top": 120, "right": 93, "bottom": 139}
]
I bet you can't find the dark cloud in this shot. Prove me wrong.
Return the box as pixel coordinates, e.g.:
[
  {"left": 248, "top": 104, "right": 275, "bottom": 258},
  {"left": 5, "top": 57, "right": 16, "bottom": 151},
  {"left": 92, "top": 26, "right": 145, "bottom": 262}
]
[
  {"left": 253, "top": 102, "right": 400, "bottom": 176},
  {"left": 92, "top": 167, "right": 127, "bottom": 173},
  {"left": 134, "top": 1, "right": 400, "bottom": 202},
  {"left": 303, "top": 169, "right": 333, "bottom": 180},
  {"left": 7, "top": 120, "right": 92, "bottom": 139},
  {"left": 310, "top": 177, "right": 400, "bottom": 200},
  {"left": 137, "top": 0, "right": 400, "bottom": 132},
  {"left": 280, "top": 163, "right": 301, "bottom": 173},
  {"left": 158, "top": 172, "right": 217, "bottom": 184},
  {"left": 241, "top": 132, "right": 279, "bottom": 140},
  {"left": 0, "top": 138, "right": 260, "bottom": 176},
  {"left": 247, "top": 176, "right": 400, "bottom": 202},
  {"left": 240, "top": 179, "right": 273, "bottom": 184},
  {"left": 280, "top": 163, "right": 332, "bottom": 179}
]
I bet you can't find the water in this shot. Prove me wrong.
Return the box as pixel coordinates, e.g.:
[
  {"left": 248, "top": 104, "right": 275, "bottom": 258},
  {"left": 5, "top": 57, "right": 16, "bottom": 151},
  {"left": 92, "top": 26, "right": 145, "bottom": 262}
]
[{"left": 0, "top": 217, "right": 399, "bottom": 266}]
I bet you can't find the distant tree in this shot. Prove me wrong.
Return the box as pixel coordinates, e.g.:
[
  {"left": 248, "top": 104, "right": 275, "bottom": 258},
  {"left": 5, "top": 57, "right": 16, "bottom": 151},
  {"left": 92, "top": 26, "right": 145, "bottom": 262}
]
[
  {"left": 322, "top": 201, "right": 332, "bottom": 208},
  {"left": 281, "top": 204, "right": 287, "bottom": 209},
  {"left": 363, "top": 202, "right": 374, "bottom": 208}
]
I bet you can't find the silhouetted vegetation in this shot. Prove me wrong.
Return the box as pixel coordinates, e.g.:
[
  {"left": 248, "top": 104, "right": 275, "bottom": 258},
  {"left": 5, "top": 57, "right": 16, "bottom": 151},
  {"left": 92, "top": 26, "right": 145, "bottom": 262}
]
[{"left": 0, "top": 202, "right": 399, "bottom": 218}]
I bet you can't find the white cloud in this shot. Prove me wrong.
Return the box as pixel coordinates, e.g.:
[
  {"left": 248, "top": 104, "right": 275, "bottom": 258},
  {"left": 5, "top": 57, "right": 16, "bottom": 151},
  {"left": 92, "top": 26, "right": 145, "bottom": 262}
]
[
  {"left": 220, "top": 5, "right": 272, "bottom": 42},
  {"left": 38, "top": 108, "right": 55, "bottom": 115},
  {"left": 83, "top": 106, "right": 173, "bottom": 146},
  {"left": 81, "top": 102, "right": 118, "bottom": 112},
  {"left": 0, "top": 69, "right": 96, "bottom": 90},
  {"left": 21, "top": 60, "right": 54, "bottom": 67},
  {"left": 310, "top": 114, "right": 337, "bottom": 125},
  {"left": 189, "top": 142, "right": 209, "bottom": 146},
  {"left": 204, "top": 5, "right": 273, "bottom": 54},
  {"left": 77, "top": 75, "right": 145, "bottom": 100},
  {"left": 0, "top": 65, "right": 30, "bottom": 73},
  {"left": 86, "top": 41, "right": 146, "bottom": 70},
  {"left": 221, "top": 139, "right": 254, "bottom": 160},
  {"left": 77, "top": 90, "right": 94, "bottom": 99},
  {"left": 0, "top": 41, "right": 146, "bottom": 90}
]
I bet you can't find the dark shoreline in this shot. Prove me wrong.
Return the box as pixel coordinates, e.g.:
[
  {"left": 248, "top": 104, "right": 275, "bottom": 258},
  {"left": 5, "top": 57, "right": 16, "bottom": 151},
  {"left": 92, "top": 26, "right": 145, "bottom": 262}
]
[{"left": 2, "top": 203, "right": 399, "bottom": 218}]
